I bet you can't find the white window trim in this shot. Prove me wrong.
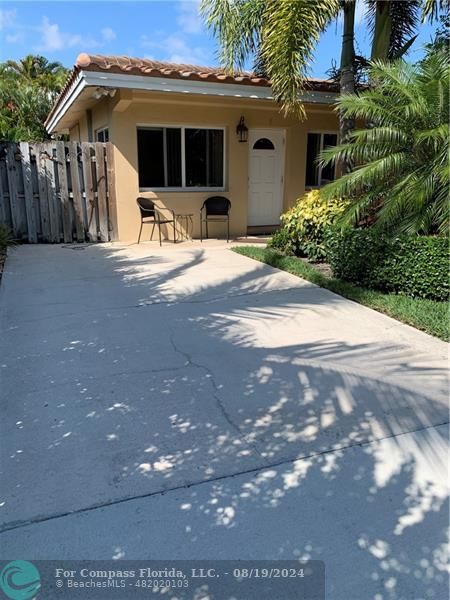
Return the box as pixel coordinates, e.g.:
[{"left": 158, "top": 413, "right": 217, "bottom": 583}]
[
  {"left": 95, "top": 126, "right": 109, "bottom": 142},
  {"left": 137, "top": 123, "right": 227, "bottom": 192},
  {"left": 305, "top": 130, "right": 339, "bottom": 189}
]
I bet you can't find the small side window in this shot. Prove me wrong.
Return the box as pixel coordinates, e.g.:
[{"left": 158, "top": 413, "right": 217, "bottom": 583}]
[
  {"left": 96, "top": 128, "right": 109, "bottom": 142},
  {"left": 305, "top": 132, "right": 337, "bottom": 187}
]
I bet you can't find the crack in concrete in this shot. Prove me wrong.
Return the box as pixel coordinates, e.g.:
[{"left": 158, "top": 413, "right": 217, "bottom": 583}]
[
  {"left": 168, "top": 333, "right": 269, "bottom": 467},
  {"left": 1, "top": 419, "right": 447, "bottom": 536},
  {"left": 168, "top": 333, "right": 260, "bottom": 455}
]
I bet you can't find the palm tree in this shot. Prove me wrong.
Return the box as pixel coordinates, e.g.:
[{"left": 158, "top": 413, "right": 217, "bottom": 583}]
[
  {"left": 423, "top": 0, "right": 449, "bottom": 21},
  {"left": 201, "top": 0, "right": 341, "bottom": 116},
  {"left": 368, "top": 0, "right": 421, "bottom": 61},
  {"left": 320, "top": 48, "right": 449, "bottom": 235},
  {"left": 201, "top": 0, "right": 446, "bottom": 182},
  {"left": 0, "top": 55, "right": 69, "bottom": 140},
  {"left": 339, "top": 0, "right": 357, "bottom": 173},
  {"left": 5, "top": 55, "right": 68, "bottom": 94}
]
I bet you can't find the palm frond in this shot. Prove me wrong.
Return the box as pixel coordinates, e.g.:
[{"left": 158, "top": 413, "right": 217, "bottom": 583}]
[
  {"left": 422, "top": 0, "right": 449, "bottom": 22},
  {"left": 201, "top": 0, "right": 340, "bottom": 115},
  {"left": 388, "top": 0, "right": 421, "bottom": 59},
  {"left": 320, "top": 48, "right": 450, "bottom": 234}
]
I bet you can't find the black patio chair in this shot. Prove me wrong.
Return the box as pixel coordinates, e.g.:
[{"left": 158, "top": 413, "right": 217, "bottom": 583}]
[
  {"left": 136, "top": 197, "right": 176, "bottom": 246},
  {"left": 200, "top": 196, "right": 231, "bottom": 242}
]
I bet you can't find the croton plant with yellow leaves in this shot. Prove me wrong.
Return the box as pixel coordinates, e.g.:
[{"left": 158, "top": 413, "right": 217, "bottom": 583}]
[{"left": 270, "top": 190, "right": 349, "bottom": 261}]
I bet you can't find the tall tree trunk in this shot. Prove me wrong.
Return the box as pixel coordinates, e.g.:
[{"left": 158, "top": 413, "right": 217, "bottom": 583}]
[
  {"left": 371, "top": 0, "right": 392, "bottom": 60},
  {"left": 339, "top": 0, "right": 356, "bottom": 174}
]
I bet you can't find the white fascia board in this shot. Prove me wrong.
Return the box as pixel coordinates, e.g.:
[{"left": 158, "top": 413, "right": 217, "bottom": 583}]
[
  {"left": 46, "top": 72, "right": 86, "bottom": 133},
  {"left": 48, "top": 70, "right": 338, "bottom": 132},
  {"left": 84, "top": 71, "right": 338, "bottom": 104}
]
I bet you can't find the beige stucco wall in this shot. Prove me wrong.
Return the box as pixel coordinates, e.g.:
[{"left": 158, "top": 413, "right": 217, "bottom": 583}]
[
  {"left": 92, "top": 98, "right": 111, "bottom": 138},
  {"left": 71, "top": 90, "right": 339, "bottom": 241},
  {"left": 69, "top": 112, "right": 88, "bottom": 141}
]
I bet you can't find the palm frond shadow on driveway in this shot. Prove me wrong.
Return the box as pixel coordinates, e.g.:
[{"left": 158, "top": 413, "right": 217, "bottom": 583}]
[{"left": 0, "top": 243, "right": 448, "bottom": 598}]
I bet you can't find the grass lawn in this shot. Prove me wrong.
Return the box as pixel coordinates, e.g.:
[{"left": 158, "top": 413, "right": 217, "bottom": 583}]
[{"left": 233, "top": 246, "right": 449, "bottom": 342}]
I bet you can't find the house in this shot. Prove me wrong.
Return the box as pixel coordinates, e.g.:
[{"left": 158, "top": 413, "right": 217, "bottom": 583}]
[{"left": 46, "top": 54, "right": 340, "bottom": 241}]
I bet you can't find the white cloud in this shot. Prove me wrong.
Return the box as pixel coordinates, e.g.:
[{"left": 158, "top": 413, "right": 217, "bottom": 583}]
[
  {"left": 139, "top": 1, "right": 208, "bottom": 66},
  {"left": 101, "top": 27, "right": 116, "bottom": 42},
  {"left": 0, "top": 9, "right": 16, "bottom": 30},
  {"left": 177, "top": 1, "right": 202, "bottom": 34},
  {"left": 141, "top": 33, "right": 208, "bottom": 65},
  {"left": 35, "top": 16, "right": 99, "bottom": 52},
  {"left": 6, "top": 32, "right": 24, "bottom": 44}
]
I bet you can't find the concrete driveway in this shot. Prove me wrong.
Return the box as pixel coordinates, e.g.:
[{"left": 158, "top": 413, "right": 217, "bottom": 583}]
[{"left": 0, "top": 242, "right": 448, "bottom": 599}]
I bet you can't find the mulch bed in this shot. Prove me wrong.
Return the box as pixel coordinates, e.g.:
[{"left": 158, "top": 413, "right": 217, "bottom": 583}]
[{"left": 299, "top": 257, "right": 333, "bottom": 278}]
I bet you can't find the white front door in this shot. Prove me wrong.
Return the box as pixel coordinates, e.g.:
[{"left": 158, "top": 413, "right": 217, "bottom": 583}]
[{"left": 248, "top": 129, "right": 285, "bottom": 226}]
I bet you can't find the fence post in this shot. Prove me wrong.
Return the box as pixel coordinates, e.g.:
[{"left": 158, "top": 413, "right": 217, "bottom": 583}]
[
  {"left": 19, "top": 142, "right": 38, "bottom": 242},
  {"left": 6, "top": 144, "right": 20, "bottom": 238},
  {"left": 82, "top": 143, "right": 97, "bottom": 241},
  {"left": 95, "top": 143, "right": 108, "bottom": 242},
  {"left": 69, "top": 141, "right": 85, "bottom": 242},
  {"left": 56, "top": 142, "right": 71, "bottom": 243},
  {"left": 105, "top": 143, "right": 118, "bottom": 241},
  {"left": 45, "top": 143, "right": 60, "bottom": 242},
  {"left": 35, "top": 143, "right": 50, "bottom": 242}
]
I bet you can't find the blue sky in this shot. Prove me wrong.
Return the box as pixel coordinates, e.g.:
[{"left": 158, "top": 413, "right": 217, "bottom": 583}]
[{"left": 0, "top": 1, "right": 439, "bottom": 78}]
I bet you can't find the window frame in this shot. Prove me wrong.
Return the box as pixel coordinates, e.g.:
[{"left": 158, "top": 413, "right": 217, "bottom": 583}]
[
  {"left": 137, "top": 123, "right": 227, "bottom": 192},
  {"left": 95, "top": 127, "right": 109, "bottom": 143},
  {"left": 305, "top": 130, "right": 339, "bottom": 189}
]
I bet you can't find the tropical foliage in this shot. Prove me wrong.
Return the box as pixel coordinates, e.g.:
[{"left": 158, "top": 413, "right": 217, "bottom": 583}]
[
  {"left": 201, "top": 0, "right": 341, "bottom": 115},
  {"left": 270, "top": 190, "right": 349, "bottom": 261},
  {"left": 0, "top": 224, "right": 14, "bottom": 251},
  {"left": 368, "top": 0, "right": 421, "bottom": 61},
  {"left": 325, "top": 229, "right": 449, "bottom": 301},
  {"left": 0, "top": 55, "right": 69, "bottom": 141},
  {"left": 320, "top": 48, "right": 450, "bottom": 235},
  {"left": 201, "top": 0, "right": 446, "bottom": 116}
]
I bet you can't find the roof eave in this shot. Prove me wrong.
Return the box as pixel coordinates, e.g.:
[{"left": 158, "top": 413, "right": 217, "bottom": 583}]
[
  {"left": 46, "top": 70, "right": 339, "bottom": 134},
  {"left": 45, "top": 71, "right": 86, "bottom": 134}
]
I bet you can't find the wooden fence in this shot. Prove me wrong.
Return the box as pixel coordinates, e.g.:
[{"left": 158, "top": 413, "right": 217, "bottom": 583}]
[{"left": 0, "top": 141, "right": 118, "bottom": 243}]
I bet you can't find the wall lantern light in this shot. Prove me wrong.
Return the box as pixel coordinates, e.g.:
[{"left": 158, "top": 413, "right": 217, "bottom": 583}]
[{"left": 236, "top": 116, "right": 248, "bottom": 143}]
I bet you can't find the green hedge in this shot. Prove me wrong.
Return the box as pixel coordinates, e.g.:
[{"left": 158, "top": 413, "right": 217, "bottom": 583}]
[{"left": 326, "top": 230, "right": 449, "bottom": 301}]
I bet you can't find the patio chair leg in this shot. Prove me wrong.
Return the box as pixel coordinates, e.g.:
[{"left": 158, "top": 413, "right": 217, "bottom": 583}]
[
  {"left": 227, "top": 217, "right": 230, "bottom": 243},
  {"left": 158, "top": 222, "right": 162, "bottom": 246},
  {"left": 173, "top": 221, "right": 176, "bottom": 244},
  {"left": 151, "top": 221, "right": 156, "bottom": 242},
  {"left": 138, "top": 221, "right": 143, "bottom": 244}
]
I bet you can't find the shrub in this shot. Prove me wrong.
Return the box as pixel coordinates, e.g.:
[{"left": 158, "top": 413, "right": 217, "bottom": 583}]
[
  {"left": 0, "top": 224, "right": 14, "bottom": 251},
  {"left": 320, "top": 48, "right": 450, "bottom": 235},
  {"left": 277, "top": 190, "right": 349, "bottom": 261},
  {"left": 267, "top": 227, "right": 293, "bottom": 254},
  {"left": 325, "top": 228, "right": 449, "bottom": 301}
]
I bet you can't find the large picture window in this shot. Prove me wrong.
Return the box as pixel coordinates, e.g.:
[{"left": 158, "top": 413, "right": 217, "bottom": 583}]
[
  {"left": 137, "top": 126, "right": 224, "bottom": 190},
  {"left": 305, "top": 132, "right": 338, "bottom": 187}
]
